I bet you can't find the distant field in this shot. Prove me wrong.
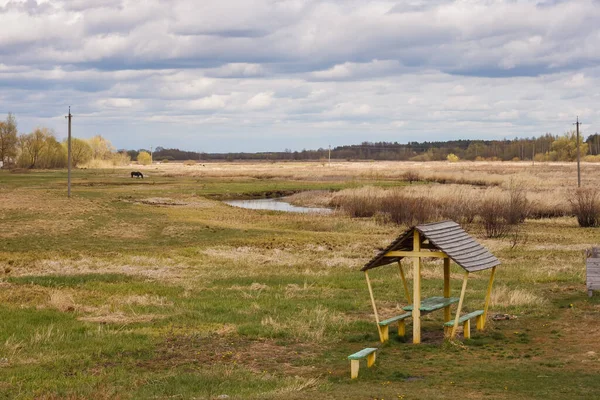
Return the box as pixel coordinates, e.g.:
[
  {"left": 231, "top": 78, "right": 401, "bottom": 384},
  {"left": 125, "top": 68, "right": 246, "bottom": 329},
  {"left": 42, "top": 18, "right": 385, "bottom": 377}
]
[{"left": 1, "top": 161, "right": 600, "bottom": 399}]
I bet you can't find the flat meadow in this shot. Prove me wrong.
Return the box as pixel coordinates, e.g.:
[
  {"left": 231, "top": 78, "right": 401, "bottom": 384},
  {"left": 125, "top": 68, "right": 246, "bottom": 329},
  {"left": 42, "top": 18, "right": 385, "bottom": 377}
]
[{"left": 1, "top": 160, "right": 600, "bottom": 399}]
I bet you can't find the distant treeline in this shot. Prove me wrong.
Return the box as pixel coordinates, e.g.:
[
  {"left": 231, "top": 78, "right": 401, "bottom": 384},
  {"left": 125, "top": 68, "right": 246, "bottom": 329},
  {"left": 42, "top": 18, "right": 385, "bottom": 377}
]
[{"left": 128, "top": 132, "right": 600, "bottom": 163}]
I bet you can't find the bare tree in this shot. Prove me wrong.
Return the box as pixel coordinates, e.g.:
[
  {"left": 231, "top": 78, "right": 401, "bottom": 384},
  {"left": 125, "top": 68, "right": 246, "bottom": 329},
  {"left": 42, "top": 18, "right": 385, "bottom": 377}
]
[
  {"left": 0, "top": 113, "right": 18, "bottom": 166},
  {"left": 68, "top": 138, "right": 93, "bottom": 167},
  {"left": 18, "top": 127, "right": 67, "bottom": 169}
]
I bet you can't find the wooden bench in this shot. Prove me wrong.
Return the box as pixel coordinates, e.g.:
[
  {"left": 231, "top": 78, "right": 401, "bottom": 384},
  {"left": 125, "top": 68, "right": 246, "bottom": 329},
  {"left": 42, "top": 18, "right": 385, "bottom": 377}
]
[
  {"left": 348, "top": 347, "right": 378, "bottom": 379},
  {"left": 402, "top": 296, "right": 459, "bottom": 313},
  {"left": 444, "top": 310, "right": 484, "bottom": 339},
  {"left": 378, "top": 312, "right": 412, "bottom": 342}
]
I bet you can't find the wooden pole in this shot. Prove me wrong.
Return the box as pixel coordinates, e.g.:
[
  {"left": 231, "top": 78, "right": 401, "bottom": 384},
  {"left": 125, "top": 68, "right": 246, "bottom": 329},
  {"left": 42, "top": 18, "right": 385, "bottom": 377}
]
[
  {"left": 575, "top": 117, "right": 582, "bottom": 187},
  {"left": 398, "top": 261, "right": 411, "bottom": 304},
  {"left": 480, "top": 266, "right": 497, "bottom": 330},
  {"left": 443, "top": 257, "right": 451, "bottom": 323},
  {"left": 450, "top": 271, "right": 469, "bottom": 339},
  {"left": 412, "top": 230, "right": 422, "bottom": 344},
  {"left": 66, "top": 107, "right": 72, "bottom": 198},
  {"left": 364, "top": 270, "right": 383, "bottom": 342}
]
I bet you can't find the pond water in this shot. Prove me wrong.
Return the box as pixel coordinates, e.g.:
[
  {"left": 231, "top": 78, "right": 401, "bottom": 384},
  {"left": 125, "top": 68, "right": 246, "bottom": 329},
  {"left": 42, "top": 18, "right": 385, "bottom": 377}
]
[{"left": 224, "top": 198, "right": 332, "bottom": 214}]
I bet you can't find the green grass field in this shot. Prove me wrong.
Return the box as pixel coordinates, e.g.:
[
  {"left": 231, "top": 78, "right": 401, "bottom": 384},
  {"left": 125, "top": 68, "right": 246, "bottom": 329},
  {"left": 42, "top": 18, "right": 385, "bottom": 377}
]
[{"left": 1, "top": 165, "right": 599, "bottom": 399}]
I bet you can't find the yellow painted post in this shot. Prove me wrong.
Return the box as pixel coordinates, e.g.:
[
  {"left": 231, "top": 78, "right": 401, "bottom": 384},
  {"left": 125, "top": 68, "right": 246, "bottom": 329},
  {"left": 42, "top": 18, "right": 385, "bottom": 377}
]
[
  {"left": 398, "top": 320, "right": 406, "bottom": 337},
  {"left": 443, "top": 257, "right": 451, "bottom": 323},
  {"left": 398, "top": 261, "right": 412, "bottom": 304},
  {"left": 367, "top": 352, "right": 376, "bottom": 368},
  {"left": 381, "top": 325, "right": 389, "bottom": 342},
  {"left": 450, "top": 271, "right": 469, "bottom": 339},
  {"left": 413, "top": 230, "right": 422, "bottom": 344},
  {"left": 365, "top": 271, "right": 384, "bottom": 342},
  {"left": 480, "top": 266, "right": 497, "bottom": 330},
  {"left": 463, "top": 319, "right": 471, "bottom": 339},
  {"left": 350, "top": 360, "right": 359, "bottom": 379}
]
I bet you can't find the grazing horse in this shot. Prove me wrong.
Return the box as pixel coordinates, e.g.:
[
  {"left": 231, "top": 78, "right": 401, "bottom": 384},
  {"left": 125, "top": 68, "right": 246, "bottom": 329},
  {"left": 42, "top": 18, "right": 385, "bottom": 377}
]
[{"left": 131, "top": 171, "right": 144, "bottom": 179}]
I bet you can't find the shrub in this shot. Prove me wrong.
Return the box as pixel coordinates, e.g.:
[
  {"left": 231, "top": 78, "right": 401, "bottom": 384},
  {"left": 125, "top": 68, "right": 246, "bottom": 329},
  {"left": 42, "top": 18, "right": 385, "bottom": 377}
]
[
  {"left": 137, "top": 151, "right": 151, "bottom": 165},
  {"left": 402, "top": 171, "right": 420, "bottom": 184},
  {"left": 381, "top": 194, "right": 438, "bottom": 225},
  {"left": 569, "top": 188, "right": 600, "bottom": 227},
  {"left": 583, "top": 155, "right": 600, "bottom": 163},
  {"left": 446, "top": 153, "right": 459, "bottom": 162},
  {"left": 330, "top": 187, "right": 383, "bottom": 218},
  {"left": 479, "top": 195, "right": 511, "bottom": 238},
  {"left": 506, "top": 180, "right": 529, "bottom": 224},
  {"left": 438, "top": 188, "right": 478, "bottom": 225},
  {"left": 111, "top": 151, "right": 131, "bottom": 166}
]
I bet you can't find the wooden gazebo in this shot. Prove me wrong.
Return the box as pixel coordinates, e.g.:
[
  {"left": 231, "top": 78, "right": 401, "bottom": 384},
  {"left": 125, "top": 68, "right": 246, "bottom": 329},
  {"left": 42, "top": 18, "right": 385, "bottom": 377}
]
[{"left": 362, "top": 220, "right": 500, "bottom": 343}]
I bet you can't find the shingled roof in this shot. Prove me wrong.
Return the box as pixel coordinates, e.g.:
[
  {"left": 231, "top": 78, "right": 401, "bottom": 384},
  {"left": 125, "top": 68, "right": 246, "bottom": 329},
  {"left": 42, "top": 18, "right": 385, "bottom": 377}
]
[{"left": 362, "top": 220, "right": 500, "bottom": 273}]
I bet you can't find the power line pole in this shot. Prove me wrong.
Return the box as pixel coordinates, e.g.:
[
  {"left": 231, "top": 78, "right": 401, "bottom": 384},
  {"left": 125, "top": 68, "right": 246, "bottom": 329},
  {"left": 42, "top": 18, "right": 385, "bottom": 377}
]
[
  {"left": 574, "top": 116, "right": 582, "bottom": 187},
  {"left": 150, "top": 146, "right": 153, "bottom": 164},
  {"left": 328, "top": 145, "right": 331, "bottom": 166},
  {"left": 65, "top": 107, "right": 72, "bottom": 198}
]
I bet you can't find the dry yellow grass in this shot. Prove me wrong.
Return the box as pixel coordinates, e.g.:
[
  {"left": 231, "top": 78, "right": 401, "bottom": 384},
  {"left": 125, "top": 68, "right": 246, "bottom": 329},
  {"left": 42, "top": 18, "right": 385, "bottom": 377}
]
[
  {"left": 261, "top": 305, "right": 345, "bottom": 343},
  {"left": 128, "top": 160, "right": 600, "bottom": 190},
  {"left": 490, "top": 285, "right": 548, "bottom": 308}
]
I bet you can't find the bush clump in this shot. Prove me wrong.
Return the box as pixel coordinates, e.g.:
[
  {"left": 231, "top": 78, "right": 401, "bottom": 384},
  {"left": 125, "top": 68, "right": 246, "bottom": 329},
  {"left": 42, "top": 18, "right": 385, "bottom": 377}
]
[{"left": 569, "top": 188, "right": 600, "bottom": 227}]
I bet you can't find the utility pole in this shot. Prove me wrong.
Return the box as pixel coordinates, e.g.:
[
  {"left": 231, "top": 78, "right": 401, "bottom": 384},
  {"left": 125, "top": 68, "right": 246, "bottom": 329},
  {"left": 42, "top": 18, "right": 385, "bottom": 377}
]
[
  {"left": 328, "top": 145, "right": 331, "bottom": 166},
  {"left": 65, "top": 107, "right": 72, "bottom": 198},
  {"left": 150, "top": 146, "right": 153, "bottom": 164},
  {"left": 574, "top": 116, "right": 582, "bottom": 187}
]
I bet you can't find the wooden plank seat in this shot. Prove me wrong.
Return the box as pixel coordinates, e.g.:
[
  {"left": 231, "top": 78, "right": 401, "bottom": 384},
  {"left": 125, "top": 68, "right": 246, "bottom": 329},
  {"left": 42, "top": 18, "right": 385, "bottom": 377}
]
[
  {"left": 402, "top": 296, "right": 459, "bottom": 312},
  {"left": 444, "top": 310, "right": 484, "bottom": 339},
  {"left": 348, "top": 348, "right": 378, "bottom": 379},
  {"left": 378, "top": 312, "right": 412, "bottom": 342}
]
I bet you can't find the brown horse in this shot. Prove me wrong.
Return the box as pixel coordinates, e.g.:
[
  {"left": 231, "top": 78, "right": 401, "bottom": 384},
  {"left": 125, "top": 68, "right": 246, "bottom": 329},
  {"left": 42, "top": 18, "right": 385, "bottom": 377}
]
[{"left": 131, "top": 171, "right": 144, "bottom": 179}]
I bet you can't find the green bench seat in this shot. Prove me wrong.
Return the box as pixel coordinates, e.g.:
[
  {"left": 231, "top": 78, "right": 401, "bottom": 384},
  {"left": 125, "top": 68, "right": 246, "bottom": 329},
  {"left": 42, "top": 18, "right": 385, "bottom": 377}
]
[
  {"left": 444, "top": 310, "right": 485, "bottom": 339},
  {"left": 348, "top": 348, "right": 378, "bottom": 379},
  {"left": 403, "top": 296, "right": 459, "bottom": 312},
  {"left": 379, "top": 312, "right": 412, "bottom": 326},
  {"left": 378, "top": 312, "right": 412, "bottom": 342}
]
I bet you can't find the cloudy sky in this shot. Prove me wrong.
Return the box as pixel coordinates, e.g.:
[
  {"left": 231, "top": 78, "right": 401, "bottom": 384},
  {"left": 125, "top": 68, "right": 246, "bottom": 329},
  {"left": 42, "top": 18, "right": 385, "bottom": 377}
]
[{"left": 1, "top": 0, "right": 599, "bottom": 152}]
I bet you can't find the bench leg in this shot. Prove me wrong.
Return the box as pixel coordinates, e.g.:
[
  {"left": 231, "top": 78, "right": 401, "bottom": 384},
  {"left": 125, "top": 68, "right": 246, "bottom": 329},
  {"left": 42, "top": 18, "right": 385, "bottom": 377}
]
[
  {"left": 463, "top": 320, "right": 471, "bottom": 339},
  {"left": 397, "top": 320, "right": 406, "bottom": 337},
  {"left": 381, "top": 325, "right": 389, "bottom": 342},
  {"left": 350, "top": 360, "right": 360, "bottom": 379},
  {"left": 476, "top": 315, "right": 484, "bottom": 331},
  {"left": 367, "top": 352, "right": 376, "bottom": 368}
]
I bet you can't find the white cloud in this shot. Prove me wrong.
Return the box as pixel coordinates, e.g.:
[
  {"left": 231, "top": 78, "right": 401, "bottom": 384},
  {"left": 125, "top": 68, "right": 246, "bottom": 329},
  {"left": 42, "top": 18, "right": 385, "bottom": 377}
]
[
  {"left": 245, "top": 92, "right": 274, "bottom": 110},
  {"left": 97, "top": 98, "right": 140, "bottom": 108},
  {"left": 187, "top": 95, "right": 228, "bottom": 110}
]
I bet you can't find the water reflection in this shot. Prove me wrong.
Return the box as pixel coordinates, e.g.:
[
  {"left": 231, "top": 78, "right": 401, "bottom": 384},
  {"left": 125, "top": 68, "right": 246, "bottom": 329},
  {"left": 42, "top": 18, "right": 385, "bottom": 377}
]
[{"left": 224, "top": 198, "right": 332, "bottom": 214}]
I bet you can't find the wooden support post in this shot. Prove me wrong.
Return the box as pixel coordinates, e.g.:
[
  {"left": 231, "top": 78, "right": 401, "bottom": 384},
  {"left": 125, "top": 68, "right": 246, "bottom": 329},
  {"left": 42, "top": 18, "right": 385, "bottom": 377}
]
[
  {"left": 450, "top": 271, "right": 469, "bottom": 339},
  {"left": 365, "top": 271, "right": 383, "bottom": 342},
  {"left": 398, "top": 320, "right": 406, "bottom": 337},
  {"left": 412, "top": 231, "right": 422, "bottom": 344},
  {"left": 398, "top": 261, "right": 412, "bottom": 304},
  {"left": 443, "top": 257, "right": 451, "bottom": 323},
  {"left": 476, "top": 315, "right": 483, "bottom": 331},
  {"left": 463, "top": 319, "right": 471, "bottom": 339},
  {"left": 380, "top": 325, "right": 389, "bottom": 342},
  {"left": 350, "top": 360, "right": 359, "bottom": 379},
  {"left": 367, "top": 352, "right": 376, "bottom": 368},
  {"left": 480, "top": 266, "right": 497, "bottom": 330}
]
